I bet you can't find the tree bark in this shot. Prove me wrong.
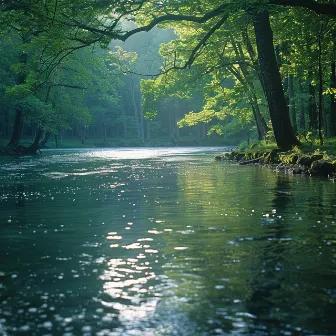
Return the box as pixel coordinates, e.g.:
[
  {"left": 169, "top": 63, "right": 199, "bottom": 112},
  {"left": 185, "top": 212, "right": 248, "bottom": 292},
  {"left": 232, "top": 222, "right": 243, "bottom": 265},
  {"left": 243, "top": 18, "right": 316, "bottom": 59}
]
[{"left": 253, "top": 9, "right": 299, "bottom": 150}]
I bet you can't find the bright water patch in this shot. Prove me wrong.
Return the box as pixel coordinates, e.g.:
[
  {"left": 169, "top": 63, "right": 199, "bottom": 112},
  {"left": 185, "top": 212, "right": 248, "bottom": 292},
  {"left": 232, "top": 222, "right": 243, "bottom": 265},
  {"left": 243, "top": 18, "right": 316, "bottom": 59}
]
[{"left": 0, "top": 147, "right": 336, "bottom": 335}]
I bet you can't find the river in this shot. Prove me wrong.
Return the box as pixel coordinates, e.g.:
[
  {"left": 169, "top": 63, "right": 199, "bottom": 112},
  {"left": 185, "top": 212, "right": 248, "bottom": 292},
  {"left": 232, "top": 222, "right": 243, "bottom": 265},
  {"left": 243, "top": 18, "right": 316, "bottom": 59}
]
[{"left": 0, "top": 147, "right": 335, "bottom": 336}]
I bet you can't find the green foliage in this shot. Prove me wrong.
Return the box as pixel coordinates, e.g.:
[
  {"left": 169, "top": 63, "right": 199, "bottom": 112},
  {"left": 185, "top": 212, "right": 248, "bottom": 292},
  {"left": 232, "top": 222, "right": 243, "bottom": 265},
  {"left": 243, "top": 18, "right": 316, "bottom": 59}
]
[{"left": 1, "top": 0, "right": 336, "bottom": 149}]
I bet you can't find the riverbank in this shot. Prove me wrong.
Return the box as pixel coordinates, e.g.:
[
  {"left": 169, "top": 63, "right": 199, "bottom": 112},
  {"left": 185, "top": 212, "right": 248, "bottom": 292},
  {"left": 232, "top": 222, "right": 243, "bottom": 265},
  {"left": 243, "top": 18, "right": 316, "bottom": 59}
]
[
  {"left": 0, "top": 135, "right": 238, "bottom": 156},
  {"left": 216, "top": 148, "right": 336, "bottom": 179}
]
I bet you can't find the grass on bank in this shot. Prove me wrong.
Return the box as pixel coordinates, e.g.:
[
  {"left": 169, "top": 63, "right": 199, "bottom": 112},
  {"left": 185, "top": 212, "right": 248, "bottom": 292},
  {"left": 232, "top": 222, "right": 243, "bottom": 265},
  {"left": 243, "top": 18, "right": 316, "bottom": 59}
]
[{"left": 238, "top": 135, "right": 336, "bottom": 157}]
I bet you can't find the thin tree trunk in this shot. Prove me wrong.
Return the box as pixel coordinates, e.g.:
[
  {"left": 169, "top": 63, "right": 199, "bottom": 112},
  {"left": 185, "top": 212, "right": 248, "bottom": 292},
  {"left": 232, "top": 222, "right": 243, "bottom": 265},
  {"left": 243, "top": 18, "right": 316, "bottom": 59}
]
[
  {"left": 230, "top": 40, "right": 268, "bottom": 139},
  {"left": 8, "top": 105, "right": 24, "bottom": 147},
  {"left": 7, "top": 34, "right": 29, "bottom": 148},
  {"left": 308, "top": 76, "right": 318, "bottom": 132},
  {"left": 288, "top": 74, "right": 297, "bottom": 134},
  {"left": 242, "top": 28, "right": 268, "bottom": 100},
  {"left": 120, "top": 91, "right": 128, "bottom": 138},
  {"left": 146, "top": 120, "right": 151, "bottom": 140},
  {"left": 28, "top": 86, "right": 54, "bottom": 152},
  {"left": 298, "top": 79, "right": 306, "bottom": 132},
  {"left": 4, "top": 110, "right": 10, "bottom": 137},
  {"left": 80, "top": 126, "right": 85, "bottom": 144},
  {"left": 253, "top": 9, "right": 299, "bottom": 150},
  {"left": 329, "top": 32, "right": 336, "bottom": 136},
  {"left": 40, "top": 132, "right": 51, "bottom": 148},
  {"left": 318, "top": 27, "right": 324, "bottom": 144},
  {"left": 131, "top": 80, "right": 142, "bottom": 139},
  {"left": 28, "top": 127, "right": 44, "bottom": 152}
]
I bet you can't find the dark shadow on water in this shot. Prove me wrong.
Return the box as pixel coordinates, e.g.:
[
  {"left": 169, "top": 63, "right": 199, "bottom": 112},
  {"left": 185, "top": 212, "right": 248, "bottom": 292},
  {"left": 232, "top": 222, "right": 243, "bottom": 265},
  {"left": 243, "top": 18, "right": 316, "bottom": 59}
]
[{"left": 246, "top": 175, "right": 293, "bottom": 334}]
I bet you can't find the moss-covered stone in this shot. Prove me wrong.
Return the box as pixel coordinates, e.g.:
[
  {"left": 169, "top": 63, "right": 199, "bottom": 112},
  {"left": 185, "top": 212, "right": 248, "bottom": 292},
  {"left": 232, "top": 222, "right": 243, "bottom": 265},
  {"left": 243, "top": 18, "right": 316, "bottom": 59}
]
[
  {"left": 218, "top": 147, "right": 335, "bottom": 180},
  {"left": 234, "top": 153, "right": 245, "bottom": 161},
  {"left": 309, "top": 160, "right": 335, "bottom": 177},
  {"left": 297, "top": 154, "right": 323, "bottom": 167}
]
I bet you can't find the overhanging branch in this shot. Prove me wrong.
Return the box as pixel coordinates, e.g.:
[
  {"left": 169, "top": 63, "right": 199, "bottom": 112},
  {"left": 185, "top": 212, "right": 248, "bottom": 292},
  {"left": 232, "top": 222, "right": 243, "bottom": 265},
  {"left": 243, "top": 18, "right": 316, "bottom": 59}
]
[{"left": 268, "top": 0, "right": 336, "bottom": 16}]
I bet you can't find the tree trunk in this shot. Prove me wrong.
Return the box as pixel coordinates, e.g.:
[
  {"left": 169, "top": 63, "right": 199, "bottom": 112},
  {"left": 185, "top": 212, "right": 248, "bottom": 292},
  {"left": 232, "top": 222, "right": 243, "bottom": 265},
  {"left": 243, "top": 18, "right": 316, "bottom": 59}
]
[
  {"left": 7, "top": 34, "right": 29, "bottom": 148},
  {"left": 308, "top": 76, "right": 318, "bottom": 132},
  {"left": 329, "top": 33, "right": 336, "bottom": 136},
  {"left": 80, "top": 126, "right": 85, "bottom": 144},
  {"left": 54, "top": 135, "right": 59, "bottom": 148},
  {"left": 4, "top": 110, "right": 10, "bottom": 137},
  {"left": 242, "top": 29, "right": 268, "bottom": 101},
  {"left": 131, "top": 80, "right": 144, "bottom": 140},
  {"left": 60, "top": 128, "right": 63, "bottom": 146},
  {"left": 229, "top": 41, "right": 268, "bottom": 139},
  {"left": 253, "top": 9, "right": 299, "bottom": 150},
  {"left": 288, "top": 74, "right": 297, "bottom": 134},
  {"left": 27, "top": 127, "right": 44, "bottom": 153},
  {"left": 318, "top": 28, "right": 324, "bottom": 144},
  {"left": 120, "top": 91, "right": 128, "bottom": 138},
  {"left": 40, "top": 132, "right": 51, "bottom": 148},
  {"left": 171, "top": 100, "right": 180, "bottom": 142},
  {"left": 298, "top": 79, "right": 306, "bottom": 132},
  {"left": 146, "top": 120, "right": 151, "bottom": 140},
  {"left": 8, "top": 105, "right": 24, "bottom": 147},
  {"left": 101, "top": 120, "right": 107, "bottom": 143}
]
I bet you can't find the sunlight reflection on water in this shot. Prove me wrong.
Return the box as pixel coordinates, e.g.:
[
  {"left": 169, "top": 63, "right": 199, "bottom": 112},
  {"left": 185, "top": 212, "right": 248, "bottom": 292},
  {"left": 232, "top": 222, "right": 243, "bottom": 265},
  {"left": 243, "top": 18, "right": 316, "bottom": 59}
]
[{"left": 0, "top": 147, "right": 335, "bottom": 335}]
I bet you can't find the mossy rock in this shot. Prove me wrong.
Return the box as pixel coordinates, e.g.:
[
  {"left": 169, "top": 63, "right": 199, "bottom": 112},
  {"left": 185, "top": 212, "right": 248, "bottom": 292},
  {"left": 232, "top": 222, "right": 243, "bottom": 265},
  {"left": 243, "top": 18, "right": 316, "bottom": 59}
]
[
  {"left": 298, "top": 155, "right": 311, "bottom": 166},
  {"left": 311, "top": 154, "right": 324, "bottom": 161},
  {"left": 234, "top": 153, "right": 245, "bottom": 161},
  {"left": 298, "top": 154, "right": 324, "bottom": 167},
  {"left": 309, "top": 159, "right": 335, "bottom": 177}
]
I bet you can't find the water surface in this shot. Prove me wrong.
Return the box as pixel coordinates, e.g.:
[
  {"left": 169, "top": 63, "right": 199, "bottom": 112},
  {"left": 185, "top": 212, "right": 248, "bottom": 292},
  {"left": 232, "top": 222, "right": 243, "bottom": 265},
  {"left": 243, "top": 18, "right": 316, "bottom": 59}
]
[{"left": 0, "top": 147, "right": 335, "bottom": 335}]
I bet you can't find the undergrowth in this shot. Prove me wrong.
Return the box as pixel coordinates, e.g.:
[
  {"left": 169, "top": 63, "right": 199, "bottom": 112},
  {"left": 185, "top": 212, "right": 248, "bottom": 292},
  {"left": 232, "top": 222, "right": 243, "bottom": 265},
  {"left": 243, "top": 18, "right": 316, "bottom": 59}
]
[{"left": 239, "top": 136, "right": 336, "bottom": 157}]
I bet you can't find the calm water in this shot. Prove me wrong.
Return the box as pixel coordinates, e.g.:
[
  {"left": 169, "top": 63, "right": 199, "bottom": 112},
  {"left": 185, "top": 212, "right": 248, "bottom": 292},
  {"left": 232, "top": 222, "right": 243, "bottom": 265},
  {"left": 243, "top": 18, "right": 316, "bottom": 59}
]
[{"left": 0, "top": 147, "right": 335, "bottom": 336}]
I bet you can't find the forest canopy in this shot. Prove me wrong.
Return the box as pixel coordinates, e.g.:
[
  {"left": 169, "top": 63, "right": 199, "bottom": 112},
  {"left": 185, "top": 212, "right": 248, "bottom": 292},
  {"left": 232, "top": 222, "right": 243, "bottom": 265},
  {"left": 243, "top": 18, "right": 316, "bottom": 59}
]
[{"left": 0, "top": 0, "right": 336, "bottom": 153}]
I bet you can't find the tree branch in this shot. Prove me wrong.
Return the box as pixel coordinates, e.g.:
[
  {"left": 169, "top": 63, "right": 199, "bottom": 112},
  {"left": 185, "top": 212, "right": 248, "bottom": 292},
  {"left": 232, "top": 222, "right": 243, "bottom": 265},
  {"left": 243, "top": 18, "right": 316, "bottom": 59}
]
[
  {"left": 50, "top": 83, "right": 87, "bottom": 90},
  {"left": 268, "top": 0, "right": 336, "bottom": 16}
]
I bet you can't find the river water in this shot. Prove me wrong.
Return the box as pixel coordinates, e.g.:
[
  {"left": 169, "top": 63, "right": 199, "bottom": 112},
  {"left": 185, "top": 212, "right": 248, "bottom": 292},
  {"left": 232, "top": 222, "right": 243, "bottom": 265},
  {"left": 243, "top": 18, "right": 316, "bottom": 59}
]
[{"left": 0, "top": 147, "right": 335, "bottom": 336}]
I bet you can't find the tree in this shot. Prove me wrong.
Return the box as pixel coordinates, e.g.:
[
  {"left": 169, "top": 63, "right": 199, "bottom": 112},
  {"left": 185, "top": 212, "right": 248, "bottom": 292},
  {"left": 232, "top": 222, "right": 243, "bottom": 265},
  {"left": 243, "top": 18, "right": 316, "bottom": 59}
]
[{"left": 1, "top": 0, "right": 336, "bottom": 151}]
